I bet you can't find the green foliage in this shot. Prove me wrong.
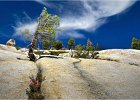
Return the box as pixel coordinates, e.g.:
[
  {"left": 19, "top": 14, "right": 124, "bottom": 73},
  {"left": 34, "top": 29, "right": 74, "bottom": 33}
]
[
  {"left": 15, "top": 46, "right": 21, "bottom": 50},
  {"left": 138, "top": 40, "right": 140, "bottom": 50},
  {"left": 86, "top": 39, "right": 94, "bottom": 51},
  {"left": 68, "top": 38, "right": 75, "bottom": 50},
  {"left": 75, "top": 44, "right": 85, "bottom": 52},
  {"left": 42, "top": 40, "right": 51, "bottom": 50},
  {"left": 74, "top": 43, "right": 99, "bottom": 59},
  {"left": 37, "top": 7, "right": 60, "bottom": 37},
  {"left": 26, "top": 66, "right": 45, "bottom": 99},
  {"left": 80, "top": 51, "right": 89, "bottom": 58},
  {"left": 95, "top": 43, "right": 100, "bottom": 51},
  {"left": 52, "top": 40, "right": 63, "bottom": 50},
  {"left": 87, "top": 46, "right": 94, "bottom": 51},
  {"left": 131, "top": 37, "right": 140, "bottom": 49},
  {"left": 22, "top": 7, "right": 60, "bottom": 48},
  {"left": 75, "top": 44, "right": 85, "bottom": 57}
]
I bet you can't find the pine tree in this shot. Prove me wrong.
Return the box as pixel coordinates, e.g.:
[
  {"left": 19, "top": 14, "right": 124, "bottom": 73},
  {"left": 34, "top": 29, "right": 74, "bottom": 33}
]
[
  {"left": 131, "top": 37, "right": 138, "bottom": 49},
  {"left": 95, "top": 43, "right": 100, "bottom": 51},
  {"left": 86, "top": 38, "right": 94, "bottom": 51},
  {"left": 68, "top": 38, "right": 75, "bottom": 50},
  {"left": 138, "top": 39, "right": 140, "bottom": 50},
  {"left": 27, "top": 7, "right": 60, "bottom": 61},
  {"left": 52, "top": 40, "right": 63, "bottom": 50}
]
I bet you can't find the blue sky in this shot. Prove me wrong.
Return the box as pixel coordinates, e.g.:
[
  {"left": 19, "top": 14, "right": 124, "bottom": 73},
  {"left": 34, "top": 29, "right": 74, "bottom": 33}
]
[{"left": 0, "top": 0, "right": 140, "bottom": 49}]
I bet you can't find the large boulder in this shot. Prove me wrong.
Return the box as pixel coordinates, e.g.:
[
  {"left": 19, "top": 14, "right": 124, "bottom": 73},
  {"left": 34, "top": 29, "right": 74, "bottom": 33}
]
[{"left": 6, "top": 39, "right": 16, "bottom": 46}]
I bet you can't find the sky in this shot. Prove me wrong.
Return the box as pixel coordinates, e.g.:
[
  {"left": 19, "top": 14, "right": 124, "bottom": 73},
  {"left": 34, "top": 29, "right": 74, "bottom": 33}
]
[{"left": 0, "top": 0, "right": 140, "bottom": 49}]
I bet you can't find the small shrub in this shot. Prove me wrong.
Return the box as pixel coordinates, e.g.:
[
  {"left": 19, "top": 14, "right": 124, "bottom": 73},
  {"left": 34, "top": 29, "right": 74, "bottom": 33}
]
[
  {"left": 80, "top": 51, "right": 89, "bottom": 58},
  {"left": 131, "top": 37, "right": 140, "bottom": 50},
  {"left": 74, "top": 48, "right": 99, "bottom": 59},
  {"left": 68, "top": 38, "right": 75, "bottom": 50},
  {"left": 52, "top": 40, "right": 63, "bottom": 50},
  {"left": 15, "top": 46, "right": 21, "bottom": 50},
  {"left": 26, "top": 66, "right": 45, "bottom": 100}
]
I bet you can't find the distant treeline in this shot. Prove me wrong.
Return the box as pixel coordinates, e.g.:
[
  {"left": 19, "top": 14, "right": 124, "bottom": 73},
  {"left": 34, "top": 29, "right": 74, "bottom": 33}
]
[{"left": 42, "top": 38, "right": 100, "bottom": 51}]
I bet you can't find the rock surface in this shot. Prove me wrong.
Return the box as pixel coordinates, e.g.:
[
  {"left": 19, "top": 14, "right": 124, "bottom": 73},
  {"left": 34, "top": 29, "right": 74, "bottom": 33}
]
[
  {"left": 1, "top": 47, "right": 140, "bottom": 99},
  {"left": 0, "top": 44, "right": 17, "bottom": 52},
  {"left": 0, "top": 47, "right": 37, "bottom": 99}
]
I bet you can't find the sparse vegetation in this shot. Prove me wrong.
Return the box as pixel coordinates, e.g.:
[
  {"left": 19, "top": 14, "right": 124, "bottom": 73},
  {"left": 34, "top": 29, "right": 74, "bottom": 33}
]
[
  {"left": 22, "top": 7, "right": 60, "bottom": 61},
  {"left": 68, "top": 38, "right": 75, "bottom": 50},
  {"left": 15, "top": 46, "right": 21, "bottom": 50},
  {"left": 42, "top": 40, "right": 51, "bottom": 50},
  {"left": 131, "top": 37, "right": 140, "bottom": 50},
  {"left": 95, "top": 43, "right": 100, "bottom": 51},
  {"left": 26, "top": 65, "right": 45, "bottom": 100},
  {"left": 86, "top": 39, "right": 94, "bottom": 51},
  {"left": 74, "top": 44, "right": 98, "bottom": 59},
  {"left": 75, "top": 44, "right": 85, "bottom": 57},
  {"left": 52, "top": 40, "right": 63, "bottom": 50}
]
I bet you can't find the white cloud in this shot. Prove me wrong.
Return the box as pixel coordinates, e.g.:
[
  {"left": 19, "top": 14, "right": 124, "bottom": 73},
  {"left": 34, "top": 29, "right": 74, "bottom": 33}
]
[
  {"left": 56, "top": 31, "right": 85, "bottom": 39},
  {"left": 60, "top": 0, "right": 136, "bottom": 31},
  {"left": 14, "top": 21, "right": 38, "bottom": 36},
  {"left": 13, "top": 0, "right": 136, "bottom": 39},
  {"left": 34, "top": 0, "right": 56, "bottom": 8}
]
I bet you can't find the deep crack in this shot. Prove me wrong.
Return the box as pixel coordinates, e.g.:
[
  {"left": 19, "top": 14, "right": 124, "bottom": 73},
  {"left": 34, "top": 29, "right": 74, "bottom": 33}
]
[
  {"left": 26, "top": 64, "right": 45, "bottom": 100},
  {"left": 73, "top": 59, "right": 110, "bottom": 99}
]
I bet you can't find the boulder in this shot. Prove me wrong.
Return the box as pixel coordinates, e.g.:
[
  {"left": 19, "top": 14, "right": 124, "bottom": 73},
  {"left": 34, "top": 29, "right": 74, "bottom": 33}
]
[{"left": 6, "top": 39, "right": 16, "bottom": 46}]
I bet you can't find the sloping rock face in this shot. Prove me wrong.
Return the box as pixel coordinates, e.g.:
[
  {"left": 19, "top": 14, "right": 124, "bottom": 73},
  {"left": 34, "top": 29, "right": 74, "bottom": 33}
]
[
  {"left": 1, "top": 47, "right": 140, "bottom": 99},
  {"left": 0, "top": 48, "right": 37, "bottom": 99},
  {"left": 37, "top": 58, "right": 97, "bottom": 99},
  {"left": 98, "top": 49, "right": 140, "bottom": 66},
  {"left": 78, "top": 58, "right": 140, "bottom": 99},
  {"left": 0, "top": 44, "right": 17, "bottom": 52},
  {"left": 36, "top": 49, "right": 140, "bottom": 99}
]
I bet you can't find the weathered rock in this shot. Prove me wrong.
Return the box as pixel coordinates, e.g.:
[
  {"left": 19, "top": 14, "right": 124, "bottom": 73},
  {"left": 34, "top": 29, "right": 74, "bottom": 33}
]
[
  {"left": 0, "top": 44, "right": 17, "bottom": 52},
  {"left": 43, "top": 50, "right": 51, "bottom": 55},
  {"left": 6, "top": 39, "right": 16, "bottom": 46},
  {"left": 1, "top": 48, "right": 140, "bottom": 99},
  {"left": 59, "top": 53, "right": 70, "bottom": 57},
  {"left": 98, "top": 49, "right": 140, "bottom": 66},
  {"left": 0, "top": 48, "right": 37, "bottom": 99}
]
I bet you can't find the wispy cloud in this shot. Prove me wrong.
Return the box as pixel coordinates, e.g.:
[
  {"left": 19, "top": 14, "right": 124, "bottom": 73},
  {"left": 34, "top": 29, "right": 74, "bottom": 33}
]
[
  {"left": 13, "top": 0, "right": 136, "bottom": 39},
  {"left": 56, "top": 31, "right": 85, "bottom": 39},
  {"left": 59, "top": 0, "right": 136, "bottom": 31},
  {"left": 14, "top": 22, "right": 37, "bottom": 36},
  {"left": 13, "top": 12, "right": 38, "bottom": 40},
  {"left": 34, "top": 0, "right": 56, "bottom": 8}
]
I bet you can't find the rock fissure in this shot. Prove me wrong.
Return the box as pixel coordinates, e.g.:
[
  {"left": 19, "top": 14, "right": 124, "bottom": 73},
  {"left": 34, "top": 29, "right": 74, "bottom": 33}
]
[
  {"left": 73, "top": 59, "right": 110, "bottom": 99},
  {"left": 26, "top": 64, "right": 45, "bottom": 100}
]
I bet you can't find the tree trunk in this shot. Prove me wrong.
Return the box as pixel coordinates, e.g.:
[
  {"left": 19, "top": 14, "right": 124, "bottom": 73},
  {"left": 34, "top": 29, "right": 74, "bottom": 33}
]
[{"left": 28, "top": 32, "right": 38, "bottom": 61}]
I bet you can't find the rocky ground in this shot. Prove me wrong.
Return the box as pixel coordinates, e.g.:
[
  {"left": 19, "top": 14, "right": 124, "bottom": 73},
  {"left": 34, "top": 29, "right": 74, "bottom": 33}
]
[
  {"left": 0, "top": 45, "right": 37, "bottom": 99},
  {"left": 0, "top": 44, "right": 140, "bottom": 99}
]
